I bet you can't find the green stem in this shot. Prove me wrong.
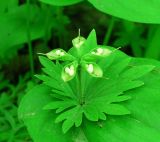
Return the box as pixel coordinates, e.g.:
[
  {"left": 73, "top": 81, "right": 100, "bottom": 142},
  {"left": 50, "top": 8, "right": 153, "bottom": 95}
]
[
  {"left": 103, "top": 17, "right": 115, "bottom": 45},
  {"left": 43, "top": 4, "right": 51, "bottom": 48},
  {"left": 27, "top": 0, "right": 34, "bottom": 77},
  {"left": 77, "top": 67, "right": 84, "bottom": 105}
]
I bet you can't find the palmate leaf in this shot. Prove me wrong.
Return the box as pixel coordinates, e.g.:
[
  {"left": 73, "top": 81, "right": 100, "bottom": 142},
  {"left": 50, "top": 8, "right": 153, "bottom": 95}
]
[
  {"left": 82, "top": 58, "right": 154, "bottom": 121},
  {"left": 37, "top": 50, "right": 153, "bottom": 133},
  {"left": 19, "top": 47, "right": 160, "bottom": 141},
  {"left": 82, "top": 58, "right": 160, "bottom": 142},
  {"left": 36, "top": 56, "right": 76, "bottom": 99}
]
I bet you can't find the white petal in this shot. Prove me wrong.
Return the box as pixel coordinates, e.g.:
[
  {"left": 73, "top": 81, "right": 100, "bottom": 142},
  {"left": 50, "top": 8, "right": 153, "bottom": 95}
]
[
  {"left": 55, "top": 50, "right": 61, "bottom": 55},
  {"left": 65, "top": 66, "right": 75, "bottom": 76},
  {"left": 104, "top": 49, "right": 112, "bottom": 55},
  {"left": 87, "top": 64, "right": 94, "bottom": 73},
  {"left": 97, "top": 48, "right": 103, "bottom": 54},
  {"left": 65, "top": 67, "right": 70, "bottom": 74},
  {"left": 69, "top": 69, "right": 74, "bottom": 76},
  {"left": 60, "top": 52, "right": 65, "bottom": 56}
]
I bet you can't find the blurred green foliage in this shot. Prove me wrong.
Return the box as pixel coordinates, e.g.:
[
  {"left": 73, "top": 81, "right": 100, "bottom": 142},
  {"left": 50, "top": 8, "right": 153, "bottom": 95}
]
[{"left": 1, "top": 0, "right": 160, "bottom": 142}]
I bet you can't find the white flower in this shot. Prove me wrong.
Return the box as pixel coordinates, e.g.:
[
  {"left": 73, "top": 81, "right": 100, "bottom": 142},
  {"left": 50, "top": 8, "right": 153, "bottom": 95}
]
[
  {"left": 97, "top": 48, "right": 103, "bottom": 54},
  {"left": 55, "top": 49, "right": 61, "bottom": 55},
  {"left": 74, "top": 40, "right": 85, "bottom": 48},
  {"left": 72, "top": 36, "right": 86, "bottom": 48},
  {"left": 55, "top": 50, "right": 65, "bottom": 56},
  {"left": 91, "top": 48, "right": 112, "bottom": 56},
  {"left": 65, "top": 65, "right": 75, "bottom": 76},
  {"left": 87, "top": 64, "right": 94, "bottom": 73},
  {"left": 60, "top": 52, "right": 65, "bottom": 56},
  {"left": 91, "top": 48, "right": 104, "bottom": 55}
]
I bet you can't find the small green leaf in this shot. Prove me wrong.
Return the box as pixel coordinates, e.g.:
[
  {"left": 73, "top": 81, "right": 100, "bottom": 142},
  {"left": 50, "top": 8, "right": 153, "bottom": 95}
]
[
  {"left": 55, "top": 105, "right": 83, "bottom": 133},
  {"left": 103, "top": 104, "right": 131, "bottom": 115},
  {"left": 62, "top": 119, "right": 74, "bottom": 134},
  {"left": 39, "top": 56, "right": 56, "bottom": 69},
  {"left": 121, "top": 65, "right": 155, "bottom": 80},
  {"left": 43, "top": 100, "right": 76, "bottom": 111},
  {"left": 110, "top": 95, "right": 132, "bottom": 103},
  {"left": 84, "top": 105, "right": 99, "bottom": 121},
  {"left": 75, "top": 112, "right": 83, "bottom": 127},
  {"left": 82, "top": 29, "right": 97, "bottom": 54}
]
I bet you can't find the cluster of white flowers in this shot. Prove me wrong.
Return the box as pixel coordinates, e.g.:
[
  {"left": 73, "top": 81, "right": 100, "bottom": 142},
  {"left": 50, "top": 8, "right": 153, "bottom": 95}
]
[
  {"left": 65, "top": 65, "right": 75, "bottom": 76},
  {"left": 55, "top": 49, "right": 65, "bottom": 56}
]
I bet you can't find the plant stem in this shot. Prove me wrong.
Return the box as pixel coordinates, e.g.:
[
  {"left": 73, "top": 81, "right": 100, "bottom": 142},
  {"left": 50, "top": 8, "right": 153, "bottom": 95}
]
[
  {"left": 27, "top": 0, "right": 34, "bottom": 77},
  {"left": 103, "top": 17, "right": 115, "bottom": 45},
  {"left": 43, "top": 4, "right": 50, "bottom": 48},
  {"left": 77, "top": 67, "right": 84, "bottom": 105}
]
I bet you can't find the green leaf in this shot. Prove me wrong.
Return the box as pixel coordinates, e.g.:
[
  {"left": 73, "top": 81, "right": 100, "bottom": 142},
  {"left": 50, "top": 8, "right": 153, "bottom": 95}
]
[
  {"left": 88, "top": 0, "right": 160, "bottom": 23},
  {"left": 43, "top": 100, "right": 76, "bottom": 111},
  {"left": 37, "top": 56, "right": 75, "bottom": 98},
  {"left": 18, "top": 85, "right": 73, "bottom": 142},
  {"left": 82, "top": 29, "right": 97, "bottom": 55},
  {"left": 121, "top": 65, "right": 155, "bottom": 80},
  {"left": 39, "top": 0, "right": 83, "bottom": 6},
  {"left": 103, "top": 104, "right": 130, "bottom": 115},
  {"left": 84, "top": 104, "right": 99, "bottom": 121},
  {"left": 82, "top": 57, "right": 160, "bottom": 142},
  {"left": 55, "top": 105, "right": 83, "bottom": 133}
]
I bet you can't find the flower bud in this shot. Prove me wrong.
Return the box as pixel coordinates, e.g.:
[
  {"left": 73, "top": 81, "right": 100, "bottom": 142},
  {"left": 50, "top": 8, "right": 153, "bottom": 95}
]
[
  {"left": 46, "top": 49, "right": 66, "bottom": 60},
  {"left": 91, "top": 47, "right": 112, "bottom": 57},
  {"left": 61, "top": 61, "right": 78, "bottom": 82},
  {"left": 72, "top": 36, "right": 86, "bottom": 48},
  {"left": 81, "top": 62, "right": 103, "bottom": 77},
  {"left": 39, "top": 49, "right": 75, "bottom": 61}
]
